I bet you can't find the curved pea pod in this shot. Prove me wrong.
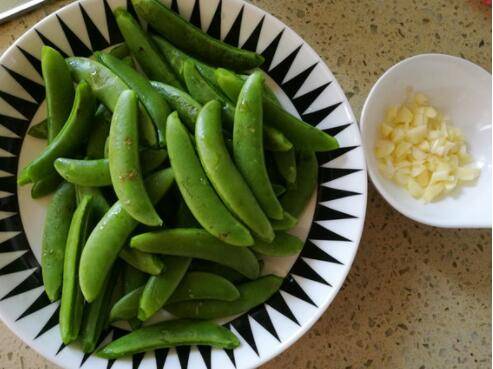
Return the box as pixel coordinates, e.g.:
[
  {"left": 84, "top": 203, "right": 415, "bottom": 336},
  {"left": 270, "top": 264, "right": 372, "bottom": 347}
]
[
  {"left": 233, "top": 72, "right": 283, "bottom": 220},
  {"left": 96, "top": 52, "right": 171, "bottom": 147},
  {"left": 280, "top": 151, "right": 318, "bottom": 217},
  {"left": 27, "top": 119, "right": 48, "bottom": 139},
  {"left": 196, "top": 100, "right": 274, "bottom": 242},
  {"left": 151, "top": 81, "right": 201, "bottom": 131},
  {"left": 109, "top": 286, "right": 143, "bottom": 322},
  {"left": 166, "top": 112, "right": 253, "bottom": 246},
  {"left": 109, "top": 43, "right": 130, "bottom": 59},
  {"left": 130, "top": 229, "right": 259, "bottom": 279},
  {"left": 67, "top": 57, "right": 157, "bottom": 147},
  {"left": 138, "top": 256, "right": 190, "bottom": 321},
  {"left": 123, "top": 264, "right": 148, "bottom": 294},
  {"left": 120, "top": 247, "right": 165, "bottom": 275},
  {"left": 109, "top": 90, "right": 162, "bottom": 226},
  {"left": 167, "top": 271, "right": 239, "bottom": 303},
  {"left": 114, "top": 8, "right": 183, "bottom": 90},
  {"left": 98, "top": 320, "right": 239, "bottom": 358},
  {"left": 274, "top": 149, "right": 297, "bottom": 183},
  {"left": 59, "top": 195, "right": 93, "bottom": 344},
  {"left": 75, "top": 186, "right": 110, "bottom": 219},
  {"left": 79, "top": 168, "right": 174, "bottom": 302},
  {"left": 86, "top": 105, "right": 112, "bottom": 159},
  {"left": 41, "top": 182, "right": 76, "bottom": 302},
  {"left": 250, "top": 232, "right": 303, "bottom": 257},
  {"left": 189, "top": 260, "right": 246, "bottom": 283},
  {"left": 271, "top": 211, "right": 298, "bottom": 231},
  {"left": 17, "top": 82, "right": 96, "bottom": 185},
  {"left": 42, "top": 46, "right": 75, "bottom": 141},
  {"left": 31, "top": 173, "right": 62, "bottom": 199},
  {"left": 264, "top": 126, "right": 293, "bottom": 152},
  {"left": 140, "top": 148, "right": 168, "bottom": 173},
  {"left": 166, "top": 275, "right": 283, "bottom": 319},
  {"left": 55, "top": 158, "right": 112, "bottom": 187},
  {"left": 133, "top": 0, "right": 263, "bottom": 71}
]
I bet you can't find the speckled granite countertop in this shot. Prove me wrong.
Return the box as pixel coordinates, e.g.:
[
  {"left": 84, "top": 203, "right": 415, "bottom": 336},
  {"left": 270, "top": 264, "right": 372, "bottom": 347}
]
[{"left": 0, "top": 0, "right": 491, "bottom": 368}]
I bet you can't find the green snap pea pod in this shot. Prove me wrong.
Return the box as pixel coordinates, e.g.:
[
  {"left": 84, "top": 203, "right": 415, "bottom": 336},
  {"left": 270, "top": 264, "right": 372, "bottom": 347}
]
[
  {"left": 121, "top": 56, "right": 134, "bottom": 68},
  {"left": 272, "top": 183, "right": 286, "bottom": 197},
  {"left": 140, "top": 148, "right": 168, "bottom": 173},
  {"left": 27, "top": 119, "right": 48, "bottom": 139},
  {"left": 98, "top": 319, "right": 239, "bottom": 358},
  {"left": 67, "top": 57, "right": 157, "bottom": 147},
  {"left": 86, "top": 105, "right": 112, "bottom": 159},
  {"left": 264, "top": 126, "right": 293, "bottom": 152},
  {"left": 96, "top": 52, "right": 170, "bottom": 147},
  {"left": 109, "top": 43, "right": 130, "bottom": 59},
  {"left": 138, "top": 256, "right": 190, "bottom": 321},
  {"left": 251, "top": 232, "right": 303, "bottom": 257},
  {"left": 166, "top": 112, "right": 253, "bottom": 246},
  {"left": 79, "top": 168, "right": 174, "bottom": 302},
  {"left": 122, "top": 265, "right": 147, "bottom": 329},
  {"left": 215, "top": 69, "right": 339, "bottom": 151},
  {"left": 55, "top": 158, "right": 112, "bottom": 187},
  {"left": 59, "top": 195, "right": 92, "bottom": 344},
  {"left": 189, "top": 260, "right": 246, "bottom": 283},
  {"left": 133, "top": 0, "right": 263, "bottom": 70},
  {"left": 120, "top": 247, "right": 165, "bottom": 275},
  {"left": 130, "top": 229, "right": 259, "bottom": 279},
  {"left": 167, "top": 271, "right": 239, "bottom": 304},
  {"left": 41, "top": 182, "right": 76, "bottom": 302},
  {"left": 75, "top": 186, "right": 110, "bottom": 218},
  {"left": 114, "top": 8, "right": 183, "bottom": 89},
  {"left": 274, "top": 149, "right": 297, "bottom": 184},
  {"left": 80, "top": 265, "right": 119, "bottom": 353},
  {"left": 150, "top": 81, "right": 201, "bottom": 131},
  {"left": 271, "top": 211, "right": 298, "bottom": 231},
  {"left": 233, "top": 72, "right": 283, "bottom": 220},
  {"left": 280, "top": 151, "right": 318, "bottom": 217},
  {"left": 42, "top": 46, "right": 75, "bottom": 141},
  {"left": 239, "top": 70, "right": 281, "bottom": 106},
  {"left": 109, "top": 90, "right": 162, "bottom": 226},
  {"left": 109, "top": 286, "right": 143, "bottom": 322},
  {"left": 31, "top": 174, "right": 62, "bottom": 199},
  {"left": 18, "top": 82, "right": 96, "bottom": 185},
  {"left": 166, "top": 275, "right": 283, "bottom": 319},
  {"left": 196, "top": 100, "right": 274, "bottom": 242}
]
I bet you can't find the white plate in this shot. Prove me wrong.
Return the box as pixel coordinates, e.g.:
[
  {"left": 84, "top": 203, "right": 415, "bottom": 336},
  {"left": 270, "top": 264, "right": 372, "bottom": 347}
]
[{"left": 0, "top": 1, "right": 367, "bottom": 368}]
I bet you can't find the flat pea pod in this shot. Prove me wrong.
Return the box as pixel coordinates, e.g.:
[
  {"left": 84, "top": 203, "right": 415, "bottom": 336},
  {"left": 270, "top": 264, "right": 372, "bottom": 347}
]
[
  {"left": 98, "top": 319, "right": 239, "bottom": 358},
  {"left": 166, "top": 275, "right": 283, "bottom": 319},
  {"left": 133, "top": 0, "right": 263, "bottom": 71},
  {"left": 264, "top": 126, "right": 293, "bottom": 152},
  {"left": 151, "top": 81, "right": 201, "bottom": 131},
  {"left": 274, "top": 149, "right": 297, "bottom": 183},
  {"left": 271, "top": 211, "right": 298, "bottom": 231},
  {"left": 114, "top": 8, "right": 183, "bottom": 90},
  {"left": 27, "top": 119, "right": 48, "bottom": 139},
  {"left": 130, "top": 229, "right": 259, "bottom": 279},
  {"left": 79, "top": 168, "right": 174, "bottom": 302},
  {"left": 189, "top": 260, "right": 246, "bottom": 284},
  {"left": 67, "top": 57, "right": 157, "bottom": 147},
  {"left": 86, "top": 105, "right": 112, "bottom": 159},
  {"left": 41, "top": 182, "right": 76, "bottom": 302},
  {"left": 18, "top": 82, "right": 96, "bottom": 185},
  {"left": 109, "top": 286, "right": 143, "bottom": 322},
  {"left": 196, "top": 100, "right": 274, "bottom": 242},
  {"left": 109, "top": 43, "right": 130, "bottom": 59},
  {"left": 233, "top": 72, "right": 283, "bottom": 220},
  {"left": 59, "top": 195, "right": 92, "bottom": 344},
  {"left": 31, "top": 174, "right": 62, "bottom": 199},
  {"left": 250, "top": 232, "right": 303, "bottom": 257},
  {"left": 215, "top": 69, "right": 339, "bottom": 152},
  {"left": 109, "top": 90, "right": 162, "bottom": 226},
  {"left": 280, "top": 151, "right": 318, "bottom": 217},
  {"left": 138, "top": 256, "right": 190, "bottom": 321},
  {"left": 166, "top": 112, "right": 253, "bottom": 246},
  {"left": 167, "top": 271, "right": 239, "bottom": 304},
  {"left": 80, "top": 265, "right": 119, "bottom": 353},
  {"left": 120, "top": 247, "right": 165, "bottom": 275},
  {"left": 96, "top": 52, "right": 171, "bottom": 147},
  {"left": 42, "top": 46, "right": 75, "bottom": 141},
  {"left": 75, "top": 186, "right": 110, "bottom": 218}
]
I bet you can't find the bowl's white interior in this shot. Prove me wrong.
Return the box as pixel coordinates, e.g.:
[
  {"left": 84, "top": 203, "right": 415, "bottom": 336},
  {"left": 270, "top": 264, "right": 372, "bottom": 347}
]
[{"left": 361, "top": 54, "right": 491, "bottom": 228}]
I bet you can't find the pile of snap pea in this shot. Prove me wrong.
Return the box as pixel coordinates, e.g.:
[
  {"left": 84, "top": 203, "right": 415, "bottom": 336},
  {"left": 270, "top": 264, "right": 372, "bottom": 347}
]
[{"left": 19, "top": 0, "right": 338, "bottom": 358}]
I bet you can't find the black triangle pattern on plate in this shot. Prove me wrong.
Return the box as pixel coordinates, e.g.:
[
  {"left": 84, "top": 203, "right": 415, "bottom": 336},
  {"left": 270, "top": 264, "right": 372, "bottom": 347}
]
[
  {"left": 0, "top": 176, "right": 17, "bottom": 195},
  {"left": 223, "top": 347, "right": 236, "bottom": 368},
  {"left": 319, "top": 167, "right": 361, "bottom": 182},
  {"left": 0, "top": 252, "right": 35, "bottom": 277},
  {"left": 176, "top": 345, "right": 191, "bottom": 369},
  {"left": 80, "top": 328, "right": 113, "bottom": 367},
  {"left": 0, "top": 157, "right": 18, "bottom": 175},
  {"left": 324, "top": 123, "right": 351, "bottom": 137},
  {"left": 126, "top": 0, "right": 139, "bottom": 20},
  {"left": 107, "top": 328, "right": 129, "bottom": 369},
  {"left": 103, "top": 0, "right": 123, "bottom": 44},
  {"left": 0, "top": 233, "right": 27, "bottom": 254},
  {"left": 56, "top": 15, "right": 92, "bottom": 57},
  {"left": 34, "top": 304, "right": 60, "bottom": 339},
  {"left": 290, "top": 258, "right": 330, "bottom": 286},
  {"left": 316, "top": 145, "right": 358, "bottom": 164},
  {"left": 79, "top": 4, "right": 110, "bottom": 51},
  {"left": 170, "top": 0, "right": 179, "bottom": 12},
  {"left": 56, "top": 342, "right": 66, "bottom": 355},
  {"left": 0, "top": 209, "right": 17, "bottom": 226},
  {"left": 266, "top": 291, "right": 299, "bottom": 326},
  {"left": 2, "top": 65, "right": 45, "bottom": 104},
  {"left": 206, "top": 0, "right": 221, "bottom": 39},
  {"left": 281, "top": 274, "right": 316, "bottom": 306},
  {"left": 0, "top": 195, "right": 18, "bottom": 213},
  {"left": 189, "top": 0, "right": 201, "bottom": 29},
  {"left": 302, "top": 102, "right": 342, "bottom": 126},
  {"left": 0, "top": 113, "right": 30, "bottom": 137},
  {"left": 301, "top": 239, "right": 343, "bottom": 265},
  {"left": 230, "top": 315, "right": 258, "bottom": 355},
  {"left": 154, "top": 348, "right": 169, "bottom": 369},
  {"left": 0, "top": 90, "right": 38, "bottom": 121},
  {"left": 197, "top": 345, "right": 211, "bottom": 369},
  {"left": 315, "top": 205, "right": 356, "bottom": 220},
  {"left": 249, "top": 303, "right": 279, "bottom": 341},
  {"left": 0, "top": 137, "right": 22, "bottom": 160},
  {"left": 241, "top": 15, "right": 264, "bottom": 53},
  {"left": 35, "top": 29, "right": 68, "bottom": 58},
  {"left": 309, "top": 222, "right": 351, "bottom": 242},
  {"left": 1, "top": 268, "right": 42, "bottom": 301},
  {"left": 281, "top": 62, "right": 317, "bottom": 98},
  {"left": 268, "top": 44, "right": 302, "bottom": 86},
  {"left": 132, "top": 352, "right": 145, "bottom": 369},
  {"left": 291, "top": 81, "right": 330, "bottom": 114},
  {"left": 223, "top": 6, "right": 244, "bottom": 46},
  {"left": 16, "top": 290, "right": 52, "bottom": 321},
  {"left": 260, "top": 29, "right": 284, "bottom": 71},
  {"left": 319, "top": 186, "right": 361, "bottom": 202},
  {"left": 16, "top": 47, "right": 42, "bottom": 77}
]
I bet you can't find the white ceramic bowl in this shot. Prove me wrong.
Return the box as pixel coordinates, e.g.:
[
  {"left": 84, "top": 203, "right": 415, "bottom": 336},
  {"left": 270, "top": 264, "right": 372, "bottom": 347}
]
[{"left": 361, "top": 53, "right": 491, "bottom": 228}]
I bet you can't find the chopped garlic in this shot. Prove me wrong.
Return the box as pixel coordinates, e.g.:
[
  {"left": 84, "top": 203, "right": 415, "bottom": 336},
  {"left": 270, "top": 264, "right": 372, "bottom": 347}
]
[{"left": 375, "top": 92, "right": 480, "bottom": 202}]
